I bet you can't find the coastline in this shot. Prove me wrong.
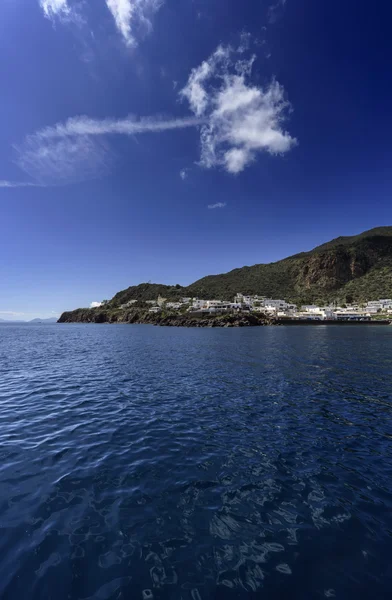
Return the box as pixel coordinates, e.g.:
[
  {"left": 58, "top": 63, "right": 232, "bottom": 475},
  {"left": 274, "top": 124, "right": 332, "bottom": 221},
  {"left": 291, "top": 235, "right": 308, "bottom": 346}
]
[
  {"left": 57, "top": 308, "right": 274, "bottom": 327},
  {"left": 58, "top": 308, "right": 391, "bottom": 327},
  {"left": 276, "top": 318, "right": 391, "bottom": 326}
]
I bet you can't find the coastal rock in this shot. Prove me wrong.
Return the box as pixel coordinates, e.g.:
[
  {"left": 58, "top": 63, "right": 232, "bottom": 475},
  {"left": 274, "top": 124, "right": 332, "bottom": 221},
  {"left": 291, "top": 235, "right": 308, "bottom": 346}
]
[{"left": 58, "top": 308, "right": 273, "bottom": 327}]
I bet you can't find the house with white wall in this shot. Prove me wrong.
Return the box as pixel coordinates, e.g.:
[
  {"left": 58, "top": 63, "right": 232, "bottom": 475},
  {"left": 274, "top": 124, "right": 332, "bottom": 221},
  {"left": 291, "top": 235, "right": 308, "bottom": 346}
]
[
  {"left": 192, "top": 298, "right": 207, "bottom": 310},
  {"left": 149, "top": 306, "right": 161, "bottom": 313},
  {"left": 166, "top": 302, "right": 182, "bottom": 310}
]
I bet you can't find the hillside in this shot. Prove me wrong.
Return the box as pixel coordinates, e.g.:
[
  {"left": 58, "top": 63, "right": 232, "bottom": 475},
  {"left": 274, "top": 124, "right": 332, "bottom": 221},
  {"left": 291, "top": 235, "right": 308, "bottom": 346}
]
[
  {"left": 189, "top": 227, "right": 392, "bottom": 304},
  {"left": 60, "top": 227, "right": 392, "bottom": 322},
  {"left": 107, "top": 227, "right": 392, "bottom": 307}
]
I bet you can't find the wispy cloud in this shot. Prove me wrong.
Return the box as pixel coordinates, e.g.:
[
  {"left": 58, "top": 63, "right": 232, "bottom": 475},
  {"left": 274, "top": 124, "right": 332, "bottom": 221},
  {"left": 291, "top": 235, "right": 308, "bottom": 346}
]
[
  {"left": 40, "top": 0, "right": 69, "bottom": 21},
  {"left": 39, "top": 0, "right": 162, "bottom": 46},
  {"left": 179, "top": 168, "right": 189, "bottom": 180},
  {"left": 34, "top": 115, "right": 201, "bottom": 139},
  {"left": 9, "top": 34, "right": 296, "bottom": 186},
  {"left": 0, "top": 311, "right": 25, "bottom": 316},
  {"left": 268, "top": 0, "right": 287, "bottom": 24},
  {"left": 15, "top": 135, "right": 114, "bottom": 187},
  {"left": 14, "top": 115, "right": 200, "bottom": 185},
  {"left": 208, "top": 202, "right": 226, "bottom": 209},
  {"left": 0, "top": 180, "right": 41, "bottom": 188},
  {"left": 105, "top": 0, "right": 163, "bottom": 46},
  {"left": 39, "top": 0, "right": 83, "bottom": 25},
  {"left": 180, "top": 40, "right": 296, "bottom": 174}
]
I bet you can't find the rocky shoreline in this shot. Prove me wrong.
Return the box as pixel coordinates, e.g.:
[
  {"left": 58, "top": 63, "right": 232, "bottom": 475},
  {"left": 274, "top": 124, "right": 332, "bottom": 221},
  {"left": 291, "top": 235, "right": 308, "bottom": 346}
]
[{"left": 58, "top": 308, "right": 274, "bottom": 327}]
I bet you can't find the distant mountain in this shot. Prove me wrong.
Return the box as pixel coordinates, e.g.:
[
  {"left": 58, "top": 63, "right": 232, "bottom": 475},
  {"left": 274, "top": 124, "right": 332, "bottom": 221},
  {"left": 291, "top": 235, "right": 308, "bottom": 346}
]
[
  {"left": 59, "top": 226, "right": 392, "bottom": 322},
  {"left": 0, "top": 317, "right": 58, "bottom": 324},
  {"left": 29, "top": 317, "right": 58, "bottom": 323}
]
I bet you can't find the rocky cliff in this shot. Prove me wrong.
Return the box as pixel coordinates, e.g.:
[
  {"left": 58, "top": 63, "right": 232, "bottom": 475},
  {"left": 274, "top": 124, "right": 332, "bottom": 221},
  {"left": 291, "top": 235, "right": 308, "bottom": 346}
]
[
  {"left": 58, "top": 308, "right": 273, "bottom": 327},
  {"left": 59, "top": 226, "right": 392, "bottom": 324},
  {"left": 185, "top": 227, "right": 392, "bottom": 304}
]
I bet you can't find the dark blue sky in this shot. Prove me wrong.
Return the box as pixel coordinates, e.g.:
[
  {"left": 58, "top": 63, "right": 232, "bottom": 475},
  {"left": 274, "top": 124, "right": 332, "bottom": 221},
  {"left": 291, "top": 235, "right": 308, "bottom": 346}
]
[{"left": 1, "top": 0, "right": 392, "bottom": 318}]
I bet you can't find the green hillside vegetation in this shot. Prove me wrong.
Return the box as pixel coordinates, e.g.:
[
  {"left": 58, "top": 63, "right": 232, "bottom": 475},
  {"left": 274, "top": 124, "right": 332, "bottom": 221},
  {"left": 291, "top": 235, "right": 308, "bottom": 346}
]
[
  {"left": 310, "top": 226, "right": 392, "bottom": 253},
  {"left": 111, "top": 283, "right": 183, "bottom": 306},
  {"left": 106, "top": 227, "right": 392, "bottom": 308},
  {"left": 59, "top": 226, "right": 392, "bottom": 326}
]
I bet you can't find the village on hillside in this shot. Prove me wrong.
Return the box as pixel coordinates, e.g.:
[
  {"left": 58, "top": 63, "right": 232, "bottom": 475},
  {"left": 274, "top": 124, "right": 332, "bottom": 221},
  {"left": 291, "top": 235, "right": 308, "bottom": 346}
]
[{"left": 120, "top": 295, "right": 392, "bottom": 321}]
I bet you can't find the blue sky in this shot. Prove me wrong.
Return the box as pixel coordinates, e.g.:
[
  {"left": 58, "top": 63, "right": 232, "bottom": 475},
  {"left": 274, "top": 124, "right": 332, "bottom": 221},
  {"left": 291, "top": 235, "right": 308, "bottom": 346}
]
[{"left": 1, "top": 0, "right": 392, "bottom": 319}]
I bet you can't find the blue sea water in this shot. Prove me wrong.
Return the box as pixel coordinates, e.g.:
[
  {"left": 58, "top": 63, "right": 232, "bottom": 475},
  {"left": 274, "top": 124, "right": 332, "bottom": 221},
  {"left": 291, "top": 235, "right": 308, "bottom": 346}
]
[{"left": 0, "top": 323, "right": 392, "bottom": 600}]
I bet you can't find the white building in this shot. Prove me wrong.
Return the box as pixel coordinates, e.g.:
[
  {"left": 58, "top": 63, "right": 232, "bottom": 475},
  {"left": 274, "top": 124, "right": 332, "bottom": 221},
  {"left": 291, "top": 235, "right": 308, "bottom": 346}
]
[
  {"left": 334, "top": 311, "right": 370, "bottom": 321},
  {"left": 192, "top": 298, "right": 207, "bottom": 309},
  {"left": 206, "top": 303, "right": 232, "bottom": 313},
  {"left": 234, "top": 293, "right": 260, "bottom": 305},
  {"left": 302, "top": 305, "right": 321, "bottom": 313},
  {"left": 252, "top": 306, "right": 267, "bottom": 313},
  {"left": 295, "top": 312, "right": 325, "bottom": 320},
  {"left": 295, "top": 308, "right": 336, "bottom": 320},
  {"left": 206, "top": 300, "right": 221, "bottom": 308},
  {"left": 149, "top": 306, "right": 161, "bottom": 313},
  {"left": 262, "top": 299, "right": 297, "bottom": 313},
  {"left": 230, "top": 303, "right": 244, "bottom": 310},
  {"left": 189, "top": 301, "right": 243, "bottom": 314},
  {"left": 380, "top": 299, "right": 392, "bottom": 308},
  {"left": 366, "top": 299, "right": 392, "bottom": 312}
]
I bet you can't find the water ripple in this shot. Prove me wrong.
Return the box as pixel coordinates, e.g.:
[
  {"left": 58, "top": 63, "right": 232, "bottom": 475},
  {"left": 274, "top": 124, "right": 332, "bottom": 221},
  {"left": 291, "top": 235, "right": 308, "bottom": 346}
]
[{"left": 0, "top": 323, "right": 392, "bottom": 598}]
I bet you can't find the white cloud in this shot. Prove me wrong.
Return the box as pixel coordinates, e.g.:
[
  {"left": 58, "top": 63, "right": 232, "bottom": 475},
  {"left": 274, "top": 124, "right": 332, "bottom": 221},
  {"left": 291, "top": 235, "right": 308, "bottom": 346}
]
[
  {"left": 0, "top": 180, "right": 40, "bottom": 188},
  {"left": 208, "top": 202, "right": 226, "bottom": 209},
  {"left": 14, "top": 115, "right": 200, "bottom": 185},
  {"left": 105, "top": 0, "right": 162, "bottom": 46},
  {"left": 180, "top": 41, "right": 296, "bottom": 174},
  {"left": 38, "top": 0, "right": 161, "bottom": 45},
  {"left": 224, "top": 148, "right": 250, "bottom": 173},
  {"left": 90, "top": 301, "right": 103, "bottom": 308},
  {"left": 39, "top": 0, "right": 85, "bottom": 29},
  {"left": 237, "top": 31, "right": 252, "bottom": 54},
  {"left": 179, "top": 168, "right": 188, "bottom": 180},
  {"left": 180, "top": 46, "right": 230, "bottom": 117},
  {"left": 40, "top": 0, "right": 69, "bottom": 20},
  {"left": 35, "top": 115, "right": 201, "bottom": 139},
  {"left": 10, "top": 35, "right": 296, "bottom": 185}
]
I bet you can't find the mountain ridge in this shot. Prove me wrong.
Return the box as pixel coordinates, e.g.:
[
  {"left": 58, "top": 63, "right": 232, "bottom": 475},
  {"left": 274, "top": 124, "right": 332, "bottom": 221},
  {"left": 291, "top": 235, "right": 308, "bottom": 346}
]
[
  {"left": 109, "top": 226, "right": 392, "bottom": 307},
  {"left": 60, "top": 226, "right": 392, "bottom": 322}
]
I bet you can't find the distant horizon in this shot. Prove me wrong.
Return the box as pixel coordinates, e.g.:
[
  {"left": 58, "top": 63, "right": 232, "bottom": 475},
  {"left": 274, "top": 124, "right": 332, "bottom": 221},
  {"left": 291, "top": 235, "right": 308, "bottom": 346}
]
[
  {"left": 2, "top": 224, "right": 391, "bottom": 320},
  {"left": 0, "top": 316, "right": 59, "bottom": 323}
]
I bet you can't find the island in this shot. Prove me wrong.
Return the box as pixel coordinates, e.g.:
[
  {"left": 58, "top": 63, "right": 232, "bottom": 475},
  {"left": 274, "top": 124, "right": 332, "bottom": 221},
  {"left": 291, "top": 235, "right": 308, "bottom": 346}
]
[{"left": 58, "top": 227, "right": 392, "bottom": 327}]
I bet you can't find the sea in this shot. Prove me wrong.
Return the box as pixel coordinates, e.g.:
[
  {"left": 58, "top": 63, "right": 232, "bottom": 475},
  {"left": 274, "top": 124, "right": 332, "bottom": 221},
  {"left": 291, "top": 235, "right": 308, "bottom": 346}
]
[{"left": 0, "top": 322, "right": 392, "bottom": 599}]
